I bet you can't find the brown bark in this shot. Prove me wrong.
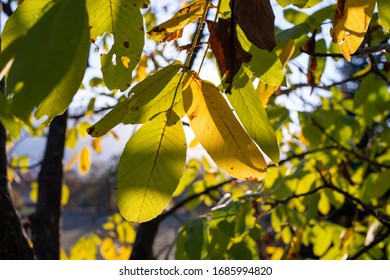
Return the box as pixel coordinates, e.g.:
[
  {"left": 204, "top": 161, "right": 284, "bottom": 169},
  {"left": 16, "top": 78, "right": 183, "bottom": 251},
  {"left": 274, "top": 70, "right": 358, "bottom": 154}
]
[
  {"left": 0, "top": 121, "right": 35, "bottom": 259},
  {"left": 29, "top": 111, "right": 67, "bottom": 259}
]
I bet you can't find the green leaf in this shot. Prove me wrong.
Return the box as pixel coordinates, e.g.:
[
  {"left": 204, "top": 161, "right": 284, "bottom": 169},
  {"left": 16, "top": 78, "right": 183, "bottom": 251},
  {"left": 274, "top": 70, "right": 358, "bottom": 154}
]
[
  {"left": 284, "top": 9, "right": 309, "bottom": 25},
  {"left": 276, "top": 0, "right": 309, "bottom": 8},
  {"left": 228, "top": 235, "right": 259, "bottom": 260},
  {"left": 35, "top": 19, "right": 90, "bottom": 123},
  {"left": 1, "top": 0, "right": 54, "bottom": 50},
  {"left": 86, "top": 0, "right": 145, "bottom": 91},
  {"left": 116, "top": 112, "right": 187, "bottom": 222},
  {"left": 184, "top": 218, "right": 208, "bottom": 260},
  {"left": 87, "top": 63, "right": 182, "bottom": 137},
  {"left": 276, "top": 5, "right": 335, "bottom": 42},
  {"left": 183, "top": 71, "right": 267, "bottom": 181},
  {"left": 362, "top": 170, "right": 390, "bottom": 202},
  {"left": 378, "top": 0, "right": 390, "bottom": 32},
  {"left": 7, "top": 0, "right": 90, "bottom": 119},
  {"left": 0, "top": 37, "right": 23, "bottom": 81},
  {"left": 0, "top": 95, "right": 19, "bottom": 139},
  {"left": 236, "top": 26, "right": 284, "bottom": 86},
  {"left": 312, "top": 223, "right": 333, "bottom": 257},
  {"left": 229, "top": 67, "right": 280, "bottom": 164},
  {"left": 173, "top": 159, "right": 201, "bottom": 197},
  {"left": 354, "top": 74, "right": 390, "bottom": 126}
]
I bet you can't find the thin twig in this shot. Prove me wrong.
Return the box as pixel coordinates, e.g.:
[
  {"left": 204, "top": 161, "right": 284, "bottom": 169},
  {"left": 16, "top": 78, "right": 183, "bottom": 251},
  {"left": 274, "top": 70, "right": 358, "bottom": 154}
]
[
  {"left": 184, "top": 0, "right": 211, "bottom": 69},
  {"left": 159, "top": 178, "right": 236, "bottom": 221},
  {"left": 264, "top": 185, "right": 328, "bottom": 207},
  {"left": 300, "top": 43, "right": 390, "bottom": 58},
  {"left": 270, "top": 146, "right": 336, "bottom": 167},
  {"left": 348, "top": 229, "right": 390, "bottom": 260},
  {"left": 311, "top": 118, "right": 390, "bottom": 169}
]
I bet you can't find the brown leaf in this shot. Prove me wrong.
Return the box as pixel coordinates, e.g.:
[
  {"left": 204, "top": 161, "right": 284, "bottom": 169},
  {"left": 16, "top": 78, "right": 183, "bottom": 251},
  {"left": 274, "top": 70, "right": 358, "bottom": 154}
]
[
  {"left": 302, "top": 29, "right": 318, "bottom": 90},
  {"left": 207, "top": 19, "right": 252, "bottom": 85},
  {"left": 162, "top": 28, "right": 183, "bottom": 42},
  {"left": 230, "top": 0, "right": 276, "bottom": 51}
]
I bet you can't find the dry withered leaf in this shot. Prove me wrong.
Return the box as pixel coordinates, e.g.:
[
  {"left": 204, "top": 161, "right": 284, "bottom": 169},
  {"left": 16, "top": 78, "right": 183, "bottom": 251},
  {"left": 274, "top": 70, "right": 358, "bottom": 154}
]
[
  {"left": 230, "top": 0, "right": 276, "bottom": 51},
  {"left": 207, "top": 19, "right": 252, "bottom": 85},
  {"left": 302, "top": 29, "right": 318, "bottom": 90}
]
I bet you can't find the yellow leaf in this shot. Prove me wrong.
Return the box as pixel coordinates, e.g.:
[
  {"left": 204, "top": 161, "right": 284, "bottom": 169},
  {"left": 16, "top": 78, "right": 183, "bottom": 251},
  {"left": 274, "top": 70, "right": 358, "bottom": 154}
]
[
  {"left": 30, "top": 181, "right": 38, "bottom": 203},
  {"left": 77, "top": 121, "right": 90, "bottom": 138},
  {"left": 330, "top": 0, "right": 376, "bottom": 61},
  {"left": 100, "top": 237, "right": 117, "bottom": 260},
  {"left": 257, "top": 39, "right": 295, "bottom": 106},
  {"left": 117, "top": 245, "right": 132, "bottom": 260},
  {"left": 147, "top": 0, "right": 207, "bottom": 42},
  {"left": 133, "top": 55, "right": 148, "bottom": 82},
  {"left": 116, "top": 222, "right": 136, "bottom": 244},
  {"left": 92, "top": 137, "right": 103, "bottom": 154},
  {"left": 121, "top": 56, "right": 130, "bottom": 68},
  {"left": 78, "top": 146, "right": 91, "bottom": 175},
  {"left": 7, "top": 168, "right": 14, "bottom": 182},
  {"left": 102, "top": 221, "right": 115, "bottom": 230},
  {"left": 183, "top": 71, "right": 267, "bottom": 181},
  {"left": 64, "top": 151, "right": 79, "bottom": 172},
  {"left": 61, "top": 184, "right": 70, "bottom": 206}
]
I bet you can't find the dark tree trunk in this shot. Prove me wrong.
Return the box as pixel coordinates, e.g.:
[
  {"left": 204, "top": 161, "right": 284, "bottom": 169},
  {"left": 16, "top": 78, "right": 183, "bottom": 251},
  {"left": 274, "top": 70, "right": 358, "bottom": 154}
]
[
  {"left": 0, "top": 2, "right": 34, "bottom": 260},
  {"left": 0, "top": 121, "right": 35, "bottom": 259},
  {"left": 29, "top": 111, "right": 68, "bottom": 259},
  {"left": 130, "top": 217, "right": 161, "bottom": 259}
]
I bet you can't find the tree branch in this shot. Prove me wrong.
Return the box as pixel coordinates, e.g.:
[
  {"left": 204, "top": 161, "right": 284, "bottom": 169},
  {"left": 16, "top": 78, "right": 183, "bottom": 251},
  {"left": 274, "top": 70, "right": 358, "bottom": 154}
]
[
  {"left": 348, "top": 229, "right": 390, "bottom": 260},
  {"left": 160, "top": 179, "right": 236, "bottom": 221},
  {"left": 300, "top": 43, "right": 390, "bottom": 58},
  {"left": 264, "top": 185, "right": 328, "bottom": 207},
  {"left": 270, "top": 146, "right": 335, "bottom": 167},
  {"left": 311, "top": 118, "right": 390, "bottom": 169}
]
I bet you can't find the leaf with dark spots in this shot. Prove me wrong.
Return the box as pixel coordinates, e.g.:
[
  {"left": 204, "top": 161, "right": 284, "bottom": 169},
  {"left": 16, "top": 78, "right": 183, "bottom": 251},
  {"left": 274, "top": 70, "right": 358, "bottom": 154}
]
[
  {"left": 123, "top": 41, "right": 130, "bottom": 48},
  {"left": 230, "top": 0, "right": 276, "bottom": 51},
  {"left": 207, "top": 18, "right": 252, "bottom": 85}
]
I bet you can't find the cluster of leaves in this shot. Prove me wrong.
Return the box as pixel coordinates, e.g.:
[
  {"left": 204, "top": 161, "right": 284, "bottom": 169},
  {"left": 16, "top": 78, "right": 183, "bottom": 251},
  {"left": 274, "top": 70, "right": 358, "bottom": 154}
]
[
  {"left": 61, "top": 213, "right": 136, "bottom": 260},
  {"left": 1, "top": 0, "right": 390, "bottom": 260}
]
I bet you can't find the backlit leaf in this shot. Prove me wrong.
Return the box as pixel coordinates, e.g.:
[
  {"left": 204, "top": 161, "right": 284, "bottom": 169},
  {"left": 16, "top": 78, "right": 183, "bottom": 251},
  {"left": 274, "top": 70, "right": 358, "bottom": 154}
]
[
  {"left": 147, "top": 0, "right": 207, "bottom": 42},
  {"left": 237, "top": 26, "right": 284, "bottom": 86},
  {"left": 79, "top": 146, "right": 91, "bottom": 175},
  {"left": 0, "top": 95, "right": 18, "bottom": 139},
  {"left": 87, "top": 0, "right": 144, "bottom": 91},
  {"left": 257, "top": 39, "right": 295, "bottom": 106},
  {"left": 1, "top": 0, "right": 53, "bottom": 50},
  {"left": 117, "top": 112, "right": 187, "bottom": 222},
  {"left": 0, "top": 37, "right": 23, "bottom": 81},
  {"left": 378, "top": 0, "right": 390, "bottom": 32},
  {"left": 133, "top": 55, "right": 148, "bottom": 82},
  {"left": 87, "top": 63, "right": 182, "bottom": 137},
  {"left": 7, "top": 0, "right": 89, "bottom": 119},
  {"left": 229, "top": 68, "right": 279, "bottom": 164},
  {"left": 330, "top": 0, "right": 376, "bottom": 61},
  {"left": 183, "top": 71, "right": 267, "bottom": 181}
]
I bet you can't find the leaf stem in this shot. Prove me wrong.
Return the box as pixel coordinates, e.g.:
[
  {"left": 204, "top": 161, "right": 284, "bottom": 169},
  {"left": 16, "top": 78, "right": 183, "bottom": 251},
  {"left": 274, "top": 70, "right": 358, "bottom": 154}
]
[{"left": 184, "top": 0, "right": 211, "bottom": 69}]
